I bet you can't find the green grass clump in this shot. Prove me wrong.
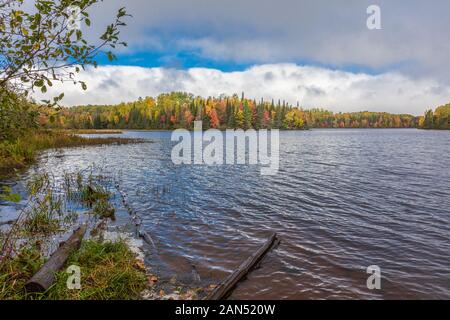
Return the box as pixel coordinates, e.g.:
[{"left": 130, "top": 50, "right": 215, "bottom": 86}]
[
  {"left": 92, "top": 198, "right": 116, "bottom": 220},
  {"left": 22, "top": 212, "right": 60, "bottom": 235},
  {"left": 80, "top": 184, "right": 110, "bottom": 205},
  {"left": 46, "top": 240, "right": 147, "bottom": 300},
  {"left": 80, "top": 183, "right": 116, "bottom": 220},
  {"left": 0, "top": 239, "right": 147, "bottom": 300},
  {"left": 0, "top": 243, "right": 45, "bottom": 300},
  {"left": 0, "top": 186, "right": 21, "bottom": 203},
  {"left": 21, "top": 188, "right": 63, "bottom": 236}
]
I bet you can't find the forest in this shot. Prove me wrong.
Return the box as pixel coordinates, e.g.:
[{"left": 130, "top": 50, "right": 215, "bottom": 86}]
[
  {"left": 420, "top": 104, "right": 450, "bottom": 130},
  {"left": 42, "top": 92, "right": 421, "bottom": 130}
]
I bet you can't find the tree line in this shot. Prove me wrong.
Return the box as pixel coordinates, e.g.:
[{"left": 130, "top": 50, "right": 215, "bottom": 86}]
[
  {"left": 42, "top": 92, "right": 421, "bottom": 130},
  {"left": 419, "top": 104, "right": 450, "bottom": 130}
]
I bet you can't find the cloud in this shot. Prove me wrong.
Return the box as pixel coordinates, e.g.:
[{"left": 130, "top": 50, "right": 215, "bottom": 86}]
[
  {"left": 33, "top": 64, "right": 450, "bottom": 115},
  {"left": 77, "top": 0, "right": 450, "bottom": 82},
  {"left": 21, "top": 0, "right": 450, "bottom": 112}
]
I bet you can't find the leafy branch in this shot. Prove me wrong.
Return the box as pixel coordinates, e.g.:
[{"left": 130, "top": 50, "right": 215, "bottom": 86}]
[{"left": 0, "top": 0, "right": 129, "bottom": 106}]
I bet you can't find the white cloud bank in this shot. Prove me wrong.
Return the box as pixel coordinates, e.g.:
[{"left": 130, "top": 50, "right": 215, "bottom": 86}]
[
  {"left": 80, "top": 0, "right": 450, "bottom": 83},
  {"left": 34, "top": 64, "right": 450, "bottom": 115}
]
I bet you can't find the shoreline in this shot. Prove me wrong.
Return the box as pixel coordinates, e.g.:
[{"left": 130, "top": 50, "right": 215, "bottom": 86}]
[
  {"left": 0, "top": 136, "right": 209, "bottom": 300},
  {"left": 68, "top": 127, "right": 428, "bottom": 133},
  {"left": 0, "top": 130, "right": 147, "bottom": 180}
]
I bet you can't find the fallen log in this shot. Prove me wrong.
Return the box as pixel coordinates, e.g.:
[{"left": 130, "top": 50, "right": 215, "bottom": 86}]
[
  {"left": 207, "top": 232, "right": 278, "bottom": 300},
  {"left": 25, "top": 225, "right": 87, "bottom": 293}
]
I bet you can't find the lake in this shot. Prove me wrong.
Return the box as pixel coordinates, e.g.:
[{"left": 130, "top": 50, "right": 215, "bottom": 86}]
[{"left": 3, "top": 129, "right": 450, "bottom": 299}]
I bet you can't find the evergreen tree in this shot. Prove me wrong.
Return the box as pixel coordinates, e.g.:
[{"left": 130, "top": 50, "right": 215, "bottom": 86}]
[{"left": 243, "top": 101, "right": 252, "bottom": 129}]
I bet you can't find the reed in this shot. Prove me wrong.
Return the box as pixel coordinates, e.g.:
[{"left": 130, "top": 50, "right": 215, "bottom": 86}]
[
  {"left": 0, "top": 169, "right": 147, "bottom": 300},
  {"left": 0, "top": 130, "right": 142, "bottom": 179}
]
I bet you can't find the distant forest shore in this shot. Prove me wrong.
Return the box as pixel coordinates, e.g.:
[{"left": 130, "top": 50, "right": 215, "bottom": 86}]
[{"left": 40, "top": 92, "right": 449, "bottom": 131}]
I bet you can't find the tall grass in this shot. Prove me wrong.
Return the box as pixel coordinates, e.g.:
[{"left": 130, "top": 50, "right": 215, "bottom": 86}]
[
  {"left": 0, "top": 242, "right": 45, "bottom": 300},
  {"left": 0, "top": 169, "right": 147, "bottom": 300},
  {"left": 0, "top": 239, "right": 147, "bottom": 300},
  {"left": 0, "top": 130, "right": 142, "bottom": 179},
  {"left": 46, "top": 240, "right": 147, "bottom": 300}
]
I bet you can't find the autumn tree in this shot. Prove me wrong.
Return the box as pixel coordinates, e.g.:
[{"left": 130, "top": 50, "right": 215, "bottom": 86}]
[
  {"left": 284, "top": 109, "right": 306, "bottom": 129},
  {"left": 421, "top": 104, "right": 450, "bottom": 129},
  {"left": 41, "top": 91, "right": 422, "bottom": 131},
  {"left": 423, "top": 110, "right": 434, "bottom": 129}
]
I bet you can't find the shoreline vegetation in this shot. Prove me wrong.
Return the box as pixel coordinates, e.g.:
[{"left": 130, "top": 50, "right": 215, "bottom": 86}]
[
  {"left": 56, "top": 129, "right": 124, "bottom": 134},
  {"left": 0, "top": 171, "right": 149, "bottom": 300},
  {"left": 0, "top": 130, "right": 142, "bottom": 180},
  {"left": 0, "top": 168, "right": 210, "bottom": 300},
  {"left": 420, "top": 104, "right": 450, "bottom": 130}
]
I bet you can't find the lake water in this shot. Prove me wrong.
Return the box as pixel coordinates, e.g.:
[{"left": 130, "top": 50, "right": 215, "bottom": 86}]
[{"left": 3, "top": 129, "right": 450, "bottom": 299}]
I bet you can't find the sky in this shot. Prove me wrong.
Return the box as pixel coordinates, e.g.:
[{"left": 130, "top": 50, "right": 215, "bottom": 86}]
[{"left": 35, "top": 0, "right": 450, "bottom": 115}]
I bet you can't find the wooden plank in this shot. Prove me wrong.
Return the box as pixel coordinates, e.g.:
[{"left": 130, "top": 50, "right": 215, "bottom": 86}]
[{"left": 207, "top": 232, "right": 278, "bottom": 300}]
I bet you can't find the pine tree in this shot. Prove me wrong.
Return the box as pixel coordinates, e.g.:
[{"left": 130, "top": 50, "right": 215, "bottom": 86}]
[
  {"left": 243, "top": 100, "right": 252, "bottom": 129},
  {"left": 228, "top": 104, "right": 236, "bottom": 128}
]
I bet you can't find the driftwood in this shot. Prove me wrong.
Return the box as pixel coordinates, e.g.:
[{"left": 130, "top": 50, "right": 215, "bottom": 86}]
[
  {"left": 25, "top": 225, "right": 87, "bottom": 293},
  {"left": 207, "top": 232, "right": 279, "bottom": 300}
]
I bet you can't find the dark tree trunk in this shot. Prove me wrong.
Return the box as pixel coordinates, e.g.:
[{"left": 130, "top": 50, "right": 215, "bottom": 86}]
[{"left": 207, "top": 232, "right": 279, "bottom": 300}]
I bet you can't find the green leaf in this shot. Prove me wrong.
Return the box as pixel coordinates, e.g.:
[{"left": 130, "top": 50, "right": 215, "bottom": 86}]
[{"left": 107, "top": 51, "right": 114, "bottom": 61}]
